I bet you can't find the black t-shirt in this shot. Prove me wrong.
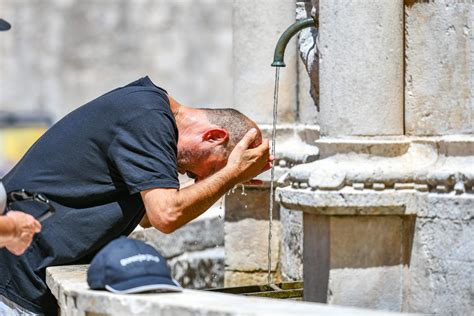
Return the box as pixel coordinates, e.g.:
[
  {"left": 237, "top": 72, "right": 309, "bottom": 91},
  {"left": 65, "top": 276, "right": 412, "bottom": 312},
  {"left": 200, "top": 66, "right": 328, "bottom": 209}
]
[{"left": 0, "top": 76, "right": 179, "bottom": 314}]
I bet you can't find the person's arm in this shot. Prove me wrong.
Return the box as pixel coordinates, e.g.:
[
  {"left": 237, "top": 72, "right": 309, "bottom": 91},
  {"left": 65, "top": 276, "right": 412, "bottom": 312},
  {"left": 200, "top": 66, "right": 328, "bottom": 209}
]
[
  {"left": 141, "top": 128, "right": 269, "bottom": 233},
  {"left": 0, "top": 211, "right": 41, "bottom": 255},
  {"left": 0, "top": 216, "right": 16, "bottom": 244}
]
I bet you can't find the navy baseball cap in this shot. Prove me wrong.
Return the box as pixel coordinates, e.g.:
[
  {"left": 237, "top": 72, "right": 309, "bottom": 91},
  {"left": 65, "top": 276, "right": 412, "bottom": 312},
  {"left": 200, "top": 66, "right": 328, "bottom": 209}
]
[
  {"left": 0, "top": 19, "right": 11, "bottom": 31},
  {"left": 87, "top": 237, "right": 182, "bottom": 294}
]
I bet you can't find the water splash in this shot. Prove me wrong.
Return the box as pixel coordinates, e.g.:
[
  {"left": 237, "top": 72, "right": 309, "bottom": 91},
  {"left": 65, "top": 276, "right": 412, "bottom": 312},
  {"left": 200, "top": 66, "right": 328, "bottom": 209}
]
[
  {"left": 241, "top": 184, "right": 247, "bottom": 196},
  {"left": 268, "top": 67, "right": 280, "bottom": 285}
]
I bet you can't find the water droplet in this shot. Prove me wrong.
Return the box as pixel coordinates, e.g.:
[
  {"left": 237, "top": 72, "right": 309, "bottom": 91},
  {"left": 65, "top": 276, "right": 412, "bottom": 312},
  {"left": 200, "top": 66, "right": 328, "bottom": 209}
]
[
  {"left": 219, "top": 197, "right": 225, "bottom": 209},
  {"left": 241, "top": 184, "right": 247, "bottom": 195}
]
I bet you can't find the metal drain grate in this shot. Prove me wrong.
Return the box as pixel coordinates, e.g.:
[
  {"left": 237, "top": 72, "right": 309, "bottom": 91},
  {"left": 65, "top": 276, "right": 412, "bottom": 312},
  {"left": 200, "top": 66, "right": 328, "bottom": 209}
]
[{"left": 206, "top": 281, "right": 303, "bottom": 300}]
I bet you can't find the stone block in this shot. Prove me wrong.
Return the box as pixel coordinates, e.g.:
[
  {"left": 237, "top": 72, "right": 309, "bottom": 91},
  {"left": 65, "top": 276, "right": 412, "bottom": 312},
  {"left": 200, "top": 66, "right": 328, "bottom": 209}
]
[
  {"left": 131, "top": 215, "right": 224, "bottom": 259},
  {"left": 169, "top": 248, "right": 224, "bottom": 290},
  {"left": 330, "top": 216, "right": 414, "bottom": 269},
  {"left": 416, "top": 194, "right": 474, "bottom": 221},
  {"left": 225, "top": 218, "right": 281, "bottom": 272},
  {"left": 403, "top": 218, "right": 474, "bottom": 314},
  {"left": 405, "top": 1, "right": 472, "bottom": 135},
  {"left": 280, "top": 206, "right": 303, "bottom": 281},
  {"left": 318, "top": 0, "right": 404, "bottom": 136},
  {"left": 232, "top": 0, "right": 297, "bottom": 124},
  {"left": 224, "top": 271, "right": 281, "bottom": 287},
  {"left": 225, "top": 186, "right": 279, "bottom": 222},
  {"left": 328, "top": 266, "right": 404, "bottom": 311},
  {"left": 48, "top": 265, "right": 403, "bottom": 316}
]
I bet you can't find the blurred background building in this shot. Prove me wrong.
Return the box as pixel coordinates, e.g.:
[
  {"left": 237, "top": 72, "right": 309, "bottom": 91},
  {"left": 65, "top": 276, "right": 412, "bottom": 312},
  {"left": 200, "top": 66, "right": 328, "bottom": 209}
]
[{"left": 0, "top": 0, "right": 233, "bottom": 175}]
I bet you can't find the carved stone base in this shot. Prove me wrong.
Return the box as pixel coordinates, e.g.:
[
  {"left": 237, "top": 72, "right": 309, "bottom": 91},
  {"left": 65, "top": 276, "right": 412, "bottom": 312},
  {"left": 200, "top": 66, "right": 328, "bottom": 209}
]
[{"left": 277, "top": 135, "right": 474, "bottom": 314}]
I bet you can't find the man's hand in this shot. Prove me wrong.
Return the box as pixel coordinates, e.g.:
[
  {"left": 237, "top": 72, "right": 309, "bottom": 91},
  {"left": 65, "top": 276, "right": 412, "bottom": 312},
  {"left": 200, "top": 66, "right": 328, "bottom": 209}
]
[
  {"left": 226, "top": 128, "right": 272, "bottom": 184},
  {"left": 2, "top": 211, "right": 41, "bottom": 256}
]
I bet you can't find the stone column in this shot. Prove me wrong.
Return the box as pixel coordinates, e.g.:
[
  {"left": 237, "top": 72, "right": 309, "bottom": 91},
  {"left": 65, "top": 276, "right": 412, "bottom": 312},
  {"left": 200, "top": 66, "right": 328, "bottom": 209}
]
[
  {"left": 232, "top": 0, "right": 297, "bottom": 124},
  {"left": 318, "top": 0, "right": 404, "bottom": 136},
  {"left": 405, "top": 1, "right": 472, "bottom": 135},
  {"left": 278, "top": 1, "right": 474, "bottom": 313},
  {"left": 226, "top": 0, "right": 298, "bottom": 286}
]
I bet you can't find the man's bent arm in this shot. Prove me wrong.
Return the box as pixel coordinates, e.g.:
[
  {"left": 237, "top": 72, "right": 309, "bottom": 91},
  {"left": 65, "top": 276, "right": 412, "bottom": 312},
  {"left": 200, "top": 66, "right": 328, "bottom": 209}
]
[{"left": 140, "top": 129, "right": 269, "bottom": 234}]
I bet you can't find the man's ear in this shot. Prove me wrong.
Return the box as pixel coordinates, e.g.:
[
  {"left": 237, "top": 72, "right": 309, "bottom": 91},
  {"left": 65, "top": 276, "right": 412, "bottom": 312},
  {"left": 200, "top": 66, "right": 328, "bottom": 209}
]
[{"left": 203, "top": 128, "right": 229, "bottom": 145}]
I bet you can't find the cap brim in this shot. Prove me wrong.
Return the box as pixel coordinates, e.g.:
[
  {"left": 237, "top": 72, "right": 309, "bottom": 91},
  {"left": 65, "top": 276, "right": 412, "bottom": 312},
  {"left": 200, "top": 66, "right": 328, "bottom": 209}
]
[
  {"left": 105, "top": 276, "right": 182, "bottom": 294},
  {"left": 0, "top": 19, "right": 11, "bottom": 31}
]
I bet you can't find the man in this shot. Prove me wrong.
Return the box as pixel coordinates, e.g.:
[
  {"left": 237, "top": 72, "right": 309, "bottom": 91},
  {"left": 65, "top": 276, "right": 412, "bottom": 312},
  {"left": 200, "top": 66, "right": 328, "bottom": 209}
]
[
  {"left": 0, "top": 17, "right": 42, "bottom": 258},
  {"left": 0, "top": 76, "right": 271, "bottom": 315}
]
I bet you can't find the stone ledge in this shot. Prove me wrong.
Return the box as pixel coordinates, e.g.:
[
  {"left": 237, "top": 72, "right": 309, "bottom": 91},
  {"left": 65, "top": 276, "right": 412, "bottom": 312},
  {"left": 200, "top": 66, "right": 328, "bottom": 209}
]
[
  {"left": 277, "top": 187, "right": 474, "bottom": 219},
  {"left": 130, "top": 215, "right": 224, "bottom": 259},
  {"left": 285, "top": 136, "right": 474, "bottom": 193},
  {"left": 45, "top": 265, "right": 408, "bottom": 316},
  {"left": 259, "top": 123, "right": 320, "bottom": 167}
]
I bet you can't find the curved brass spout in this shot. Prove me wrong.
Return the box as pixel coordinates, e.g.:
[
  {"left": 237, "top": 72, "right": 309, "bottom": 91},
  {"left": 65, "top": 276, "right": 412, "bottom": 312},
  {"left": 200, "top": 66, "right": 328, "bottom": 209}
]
[{"left": 271, "top": 17, "right": 318, "bottom": 67}]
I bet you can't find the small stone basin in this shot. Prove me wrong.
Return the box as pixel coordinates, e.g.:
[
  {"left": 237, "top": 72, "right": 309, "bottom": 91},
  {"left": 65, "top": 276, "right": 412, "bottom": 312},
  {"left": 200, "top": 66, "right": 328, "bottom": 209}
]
[{"left": 206, "top": 281, "right": 303, "bottom": 300}]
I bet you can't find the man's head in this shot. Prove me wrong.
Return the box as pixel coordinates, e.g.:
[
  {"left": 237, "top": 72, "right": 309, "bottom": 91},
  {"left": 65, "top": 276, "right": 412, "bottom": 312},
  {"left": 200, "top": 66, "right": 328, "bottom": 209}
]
[{"left": 176, "top": 107, "right": 261, "bottom": 182}]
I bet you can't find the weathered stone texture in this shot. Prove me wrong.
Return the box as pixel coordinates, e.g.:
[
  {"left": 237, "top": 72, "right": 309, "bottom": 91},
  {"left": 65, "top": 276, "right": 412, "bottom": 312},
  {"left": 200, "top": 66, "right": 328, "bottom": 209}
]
[
  {"left": 224, "top": 271, "right": 282, "bottom": 287},
  {"left": 131, "top": 215, "right": 224, "bottom": 289},
  {"left": 224, "top": 185, "right": 283, "bottom": 286},
  {"left": 330, "top": 216, "right": 412, "bottom": 269},
  {"left": 404, "top": 217, "right": 473, "bottom": 314},
  {"left": 0, "top": 0, "right": 233, "bottom": 120},
  {"left": 329, "top": 266, "right": 404, "bottom": 311},
  {"left": 284, "top": 137, "right": 474, "bottom": 194},
  {"left": 169, "top": 248, "right": 224, "bottom": 290},
  {"left": 317, "top": 0, "right": 404, "bottom": 136},
  {"left": 224, "top": 218, "right": 281, "bottom": 272},
  {"left": 405, "top": 1, "right": 473, "bottom": 135},
  {"left": 131, "top": 216, "right": 224, "bottom": 258},
  {"left": 47, "top": 265, "right": 404, "bottom": 316},
  {"left": 224, "top": 186, "right": 279, "bottom": 222},
  {"left": 232, "top": 0, "right": 297, "bottom": 124},
  {"left": 280, "top": 206, "right": 303, "bottom": 281},
  {"left": 297, "top": 1, "right": 319, "bottom": 121}
]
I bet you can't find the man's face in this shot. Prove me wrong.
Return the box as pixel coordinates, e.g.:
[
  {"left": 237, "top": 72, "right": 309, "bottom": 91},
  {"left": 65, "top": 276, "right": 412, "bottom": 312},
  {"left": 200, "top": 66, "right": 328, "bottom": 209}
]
[
  {"left": 178, "top": 117, "right": 262, "bottom": 182},
  {"left": 177, "top": 147, "right": 227, "bottom": 182}
]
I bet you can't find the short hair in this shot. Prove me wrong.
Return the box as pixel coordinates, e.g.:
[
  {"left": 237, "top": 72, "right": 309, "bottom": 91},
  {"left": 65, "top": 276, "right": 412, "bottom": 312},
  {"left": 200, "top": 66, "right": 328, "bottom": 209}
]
[{"left": 200, "top": 108, "right": 257, "bottom": 149}]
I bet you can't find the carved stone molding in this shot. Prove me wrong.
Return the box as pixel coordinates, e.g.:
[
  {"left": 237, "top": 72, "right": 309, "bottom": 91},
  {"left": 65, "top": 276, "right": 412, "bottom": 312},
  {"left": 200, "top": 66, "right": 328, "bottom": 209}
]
[
  {"left": 254, "top": 124, "right": 320, "bottom": 185},
  {"left": 280, "top": 135, "right": 474, "bottom": 195}
]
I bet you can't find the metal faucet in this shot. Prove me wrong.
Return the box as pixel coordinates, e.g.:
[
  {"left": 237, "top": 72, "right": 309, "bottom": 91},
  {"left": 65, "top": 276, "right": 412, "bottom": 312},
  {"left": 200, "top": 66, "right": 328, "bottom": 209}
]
[{"left": 271, "top": 16, "right": 318, "bottom": 67}]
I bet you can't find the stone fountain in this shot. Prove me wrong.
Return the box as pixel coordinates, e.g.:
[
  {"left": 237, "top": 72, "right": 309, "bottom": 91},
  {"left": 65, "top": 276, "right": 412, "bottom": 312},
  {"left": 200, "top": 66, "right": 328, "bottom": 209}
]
[
  {"left": 228, "top": 0, "right": 473, "bottom": 314},
  {"left": 276, "top": 1, "right": 473, "bottom": 314}
]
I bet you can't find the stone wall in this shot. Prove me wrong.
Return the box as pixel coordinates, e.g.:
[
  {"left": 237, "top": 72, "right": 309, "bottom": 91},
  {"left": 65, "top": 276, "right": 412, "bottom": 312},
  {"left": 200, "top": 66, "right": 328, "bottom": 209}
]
[
  {"left": 131, "top": 209, "right": 225, "bottom": 289},
  {"left": 0, "top": 0, "right": 233, "bottom": 120},
  {"left": 225, "top": 0, "right": 318, "bottom": 287}
]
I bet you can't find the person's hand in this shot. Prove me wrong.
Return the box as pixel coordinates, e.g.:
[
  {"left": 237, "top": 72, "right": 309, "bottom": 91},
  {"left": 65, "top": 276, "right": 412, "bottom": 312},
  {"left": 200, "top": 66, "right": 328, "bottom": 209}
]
[
  {"left": 226, "top": 128, "right": 272, "bottom": 184},
  {"left": 4, "top": 211, "right": 41, "bottom": 256}
]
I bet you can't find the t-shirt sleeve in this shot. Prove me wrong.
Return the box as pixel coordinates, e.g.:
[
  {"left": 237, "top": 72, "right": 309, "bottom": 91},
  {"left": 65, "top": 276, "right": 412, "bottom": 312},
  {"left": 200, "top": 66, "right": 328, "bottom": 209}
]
[{"left": 108, "top": 110, "right": 179, "bottom": 194}]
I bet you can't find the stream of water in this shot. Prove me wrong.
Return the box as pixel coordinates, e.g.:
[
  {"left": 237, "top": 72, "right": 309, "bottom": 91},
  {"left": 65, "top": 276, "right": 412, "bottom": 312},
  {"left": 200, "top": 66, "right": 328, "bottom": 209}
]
[{"left": 267, "top": 67, "right": 280, "bottom": 285}]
